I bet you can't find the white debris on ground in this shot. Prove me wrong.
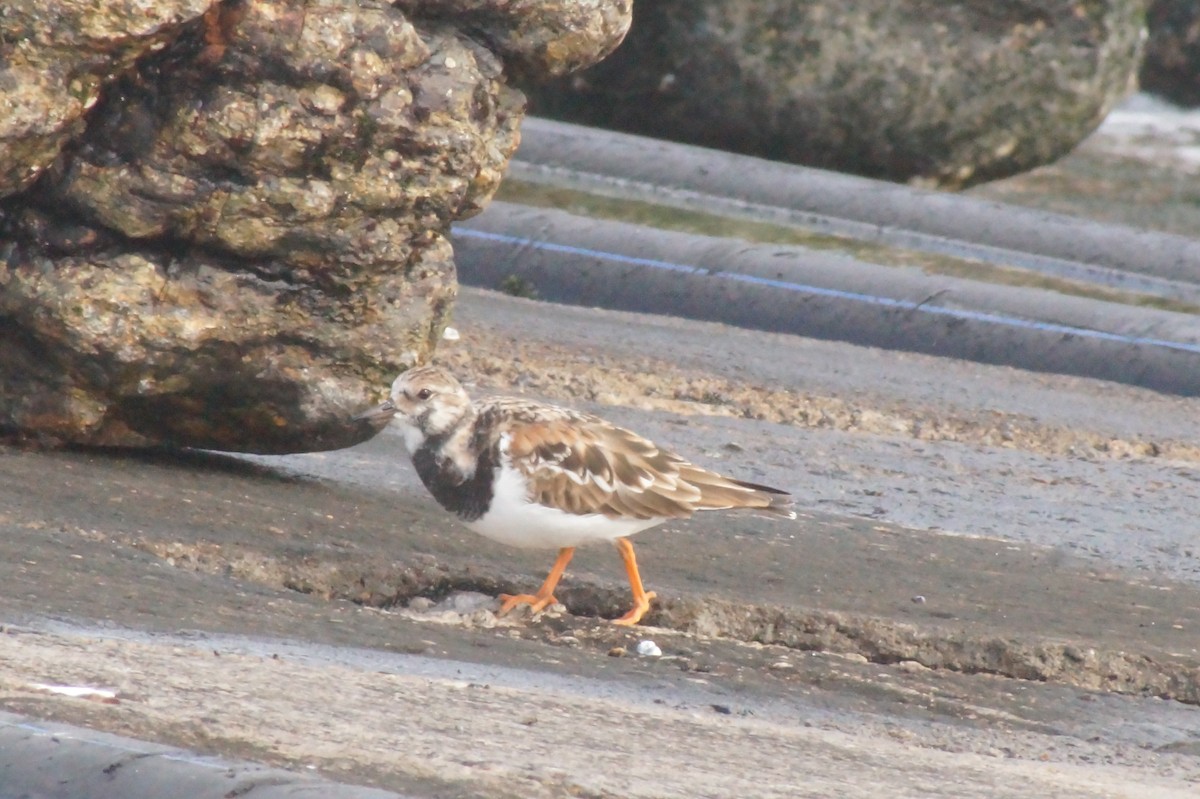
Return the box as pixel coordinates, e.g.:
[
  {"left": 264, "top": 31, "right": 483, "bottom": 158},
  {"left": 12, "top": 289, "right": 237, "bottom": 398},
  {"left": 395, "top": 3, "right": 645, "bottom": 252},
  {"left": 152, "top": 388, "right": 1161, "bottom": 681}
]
[
  {"left": 636, "top": 640, "right": 662, "bottom": 657},
  {"left": 27, "top": 683, "right": 118, "bottom": 702}
]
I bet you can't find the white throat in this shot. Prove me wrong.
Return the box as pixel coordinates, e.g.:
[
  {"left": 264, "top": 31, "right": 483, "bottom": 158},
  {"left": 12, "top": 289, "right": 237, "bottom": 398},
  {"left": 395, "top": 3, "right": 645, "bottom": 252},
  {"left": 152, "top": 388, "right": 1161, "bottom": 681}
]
[{"left": 396, "top": 418, "right": 427, "bottom": 454}]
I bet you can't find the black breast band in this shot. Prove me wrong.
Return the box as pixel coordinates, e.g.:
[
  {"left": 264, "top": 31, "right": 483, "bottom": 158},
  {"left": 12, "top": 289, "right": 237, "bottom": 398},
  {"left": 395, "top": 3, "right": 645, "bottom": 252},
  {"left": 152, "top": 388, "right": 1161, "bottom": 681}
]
[{"left": 411, "top": 433, "right": 498, "bottom": 522}]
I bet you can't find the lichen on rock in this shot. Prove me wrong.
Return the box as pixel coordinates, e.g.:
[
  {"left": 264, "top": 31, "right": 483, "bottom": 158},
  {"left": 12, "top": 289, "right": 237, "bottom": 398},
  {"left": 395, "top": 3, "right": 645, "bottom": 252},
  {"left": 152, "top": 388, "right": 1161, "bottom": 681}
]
[{"left": 0, "top": 0, "right": 212, "bottom": 197}]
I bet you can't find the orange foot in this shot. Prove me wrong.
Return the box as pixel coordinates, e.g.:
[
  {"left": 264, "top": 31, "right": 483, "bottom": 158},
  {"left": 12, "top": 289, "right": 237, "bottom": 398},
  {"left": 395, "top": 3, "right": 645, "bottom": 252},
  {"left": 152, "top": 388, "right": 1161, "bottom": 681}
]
[
  {"left": 611, "top": 537, "right": 657, "bottom": 626},
  {"left": 497, "top": 592, "right": 559, "bottom": 616},
  {"left": 612, "top": 590, "right": 657, "bottom": 626},
  {"left": 496, "top": 546, "right": 574, "bottom": 620}
]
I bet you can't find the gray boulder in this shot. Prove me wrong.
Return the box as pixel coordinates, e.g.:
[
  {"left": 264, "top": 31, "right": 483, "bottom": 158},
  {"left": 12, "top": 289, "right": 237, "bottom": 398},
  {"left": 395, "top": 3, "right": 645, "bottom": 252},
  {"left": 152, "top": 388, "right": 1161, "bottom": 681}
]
[
  {"left": 522, "top": 0, "right": 1143, "bottom": 188},
  {"left": 0, "top": 0, "right": 630, "bottom": 453}
]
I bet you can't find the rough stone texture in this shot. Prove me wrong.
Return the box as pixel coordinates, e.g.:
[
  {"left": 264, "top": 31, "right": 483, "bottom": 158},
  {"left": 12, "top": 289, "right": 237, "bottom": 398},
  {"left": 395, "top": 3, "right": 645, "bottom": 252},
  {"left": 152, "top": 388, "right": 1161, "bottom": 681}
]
[
  {"left": 0, "top": 0, "right": 213, "bottom": 198},
  {"left": 1141, "top": 0, "right": 1200, "bottom": 107},
  {"left": 0, "top": 0, "right": 631, "bottom": 453},
  {"left": 522, "top": 0, "right": 1145, "bottom": 188},
  {"left": 394, "top": 0, "right": 632, "bottom": 78}
]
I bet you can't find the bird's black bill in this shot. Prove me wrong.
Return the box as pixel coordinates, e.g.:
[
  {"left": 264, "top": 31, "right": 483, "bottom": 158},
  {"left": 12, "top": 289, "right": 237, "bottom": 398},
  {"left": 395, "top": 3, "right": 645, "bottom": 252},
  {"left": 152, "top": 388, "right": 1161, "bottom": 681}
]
[{"left": 352, "top": 399, "right": 397, "bottom": 423}]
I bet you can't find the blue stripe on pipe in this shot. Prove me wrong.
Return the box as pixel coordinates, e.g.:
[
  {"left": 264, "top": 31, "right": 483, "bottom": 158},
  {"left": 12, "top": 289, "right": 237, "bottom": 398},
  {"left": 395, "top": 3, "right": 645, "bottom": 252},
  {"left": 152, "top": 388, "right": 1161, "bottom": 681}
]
[{"left": 452, "top": 225, "right": 1200, "bottom": 356}]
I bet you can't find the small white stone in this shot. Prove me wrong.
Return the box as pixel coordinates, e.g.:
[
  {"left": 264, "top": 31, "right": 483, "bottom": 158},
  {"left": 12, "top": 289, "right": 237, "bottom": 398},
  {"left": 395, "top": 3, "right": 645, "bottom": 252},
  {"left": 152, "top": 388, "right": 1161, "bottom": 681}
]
[
  {"left": 442, "top": 326, "right": 460, "bottom": 341},
  {"left": 636, "top": 640, "right": 662, "bottom": 657}
]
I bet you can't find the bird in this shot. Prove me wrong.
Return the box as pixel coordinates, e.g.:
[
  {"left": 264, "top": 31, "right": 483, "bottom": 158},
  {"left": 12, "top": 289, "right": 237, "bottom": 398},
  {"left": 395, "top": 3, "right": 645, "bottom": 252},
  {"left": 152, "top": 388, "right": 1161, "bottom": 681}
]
[{"left": 353, "top": 365, "right": 796, "bottom": 625}]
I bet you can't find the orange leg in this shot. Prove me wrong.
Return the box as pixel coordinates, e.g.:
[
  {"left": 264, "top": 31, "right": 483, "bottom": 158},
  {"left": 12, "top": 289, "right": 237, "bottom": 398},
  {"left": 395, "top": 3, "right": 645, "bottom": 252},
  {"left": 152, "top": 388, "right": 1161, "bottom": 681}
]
[
  {"left": 498, "top": 547, "right": 574, "bottom": 617},
  {"left": 612, "top": 537, "right": 657, "bottom": 626}
]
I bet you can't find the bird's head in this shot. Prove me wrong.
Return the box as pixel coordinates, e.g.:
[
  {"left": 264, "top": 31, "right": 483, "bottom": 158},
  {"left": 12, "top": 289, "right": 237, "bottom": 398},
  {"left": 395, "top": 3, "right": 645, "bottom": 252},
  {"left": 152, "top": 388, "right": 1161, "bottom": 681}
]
[{"left": 353, "top": 366, "right": 472, "bottom": 446}]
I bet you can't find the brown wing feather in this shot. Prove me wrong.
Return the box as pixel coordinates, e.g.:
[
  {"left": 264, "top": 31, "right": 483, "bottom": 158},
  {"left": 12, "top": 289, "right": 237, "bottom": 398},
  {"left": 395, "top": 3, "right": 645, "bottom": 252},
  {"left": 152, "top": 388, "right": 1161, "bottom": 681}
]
[
  {"left": 500, "top": 405, "right": 796, "bottom": 521},
  {"left": 505, "top": 417, "right": 685, "bottom": 519}
]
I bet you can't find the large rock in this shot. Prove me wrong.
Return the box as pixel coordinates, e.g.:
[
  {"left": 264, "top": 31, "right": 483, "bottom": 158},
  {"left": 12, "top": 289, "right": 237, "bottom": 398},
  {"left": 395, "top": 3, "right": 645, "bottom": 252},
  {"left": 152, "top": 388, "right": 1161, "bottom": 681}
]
[
  {"left": 0, "top": 0, "right": 630, "bottom": 453},
  {"left": 522, "top": 0, "right": 1144, "bottom": 188},
  {"left": 1141, "top": 0, "right": 1200, "bottom": 107}
]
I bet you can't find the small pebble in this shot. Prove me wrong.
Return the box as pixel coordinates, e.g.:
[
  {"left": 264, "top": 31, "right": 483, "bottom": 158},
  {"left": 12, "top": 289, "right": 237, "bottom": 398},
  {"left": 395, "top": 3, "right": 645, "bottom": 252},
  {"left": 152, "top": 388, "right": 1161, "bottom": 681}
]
[
  {"left": 442, "top": 326, "right": 460, "bottom": 341},
  {"left": 636, "top": 640, "right": 663, "bottom": 657},
  {"left": 467, "top": 609, "right": 497, "bottom": 628},
  {"left": 607, "top": 646, "right": 627, "bottom": 658},
  {"left": 407, "top": 596, "right": 434, "bottom": 612},
  {"left": 911, "top": 595, "right": 927, "bottom": 604}
]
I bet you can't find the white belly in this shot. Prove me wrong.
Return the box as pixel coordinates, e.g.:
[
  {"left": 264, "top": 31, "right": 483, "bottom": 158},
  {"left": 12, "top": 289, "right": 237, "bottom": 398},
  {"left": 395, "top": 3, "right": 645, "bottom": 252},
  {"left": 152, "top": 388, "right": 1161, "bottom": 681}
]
[{"left": 465, "top": 463, "right": 664, "bottom": 549}]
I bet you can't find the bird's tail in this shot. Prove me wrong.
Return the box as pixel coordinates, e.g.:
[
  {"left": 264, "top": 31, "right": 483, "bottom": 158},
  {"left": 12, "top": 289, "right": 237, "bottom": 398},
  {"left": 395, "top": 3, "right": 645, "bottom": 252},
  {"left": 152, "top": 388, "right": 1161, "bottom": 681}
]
[
  {"left": 729, "top": 478, "right": 797, "bottom": 519},
  {"left": 680, "top": 465, "right": 798, "bottom": 520}
]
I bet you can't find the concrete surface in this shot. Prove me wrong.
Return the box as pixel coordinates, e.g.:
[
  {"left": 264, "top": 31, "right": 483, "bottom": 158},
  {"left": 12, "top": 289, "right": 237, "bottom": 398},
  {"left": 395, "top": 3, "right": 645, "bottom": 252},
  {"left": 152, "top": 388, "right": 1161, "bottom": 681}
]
[
  {"left": 0, "top": 712, "right": 404, "bottom": 799},
  {"left": 2, "top": 288, "right": 1199, "bottom": 797}
]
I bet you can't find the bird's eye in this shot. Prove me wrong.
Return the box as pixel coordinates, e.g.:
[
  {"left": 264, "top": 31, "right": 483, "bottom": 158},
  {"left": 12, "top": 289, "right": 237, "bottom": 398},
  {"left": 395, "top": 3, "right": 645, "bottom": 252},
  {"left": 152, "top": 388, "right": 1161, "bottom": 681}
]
[{"left": 415, "top": 388, "right": 433, "bottom": 401}]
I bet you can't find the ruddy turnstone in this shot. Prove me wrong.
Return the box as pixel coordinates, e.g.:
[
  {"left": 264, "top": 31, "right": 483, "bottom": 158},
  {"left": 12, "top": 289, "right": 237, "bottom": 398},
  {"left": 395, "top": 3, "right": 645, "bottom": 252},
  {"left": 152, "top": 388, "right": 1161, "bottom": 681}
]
[{"left": 354, "top": 366, "right": 795, "bottom": 625}]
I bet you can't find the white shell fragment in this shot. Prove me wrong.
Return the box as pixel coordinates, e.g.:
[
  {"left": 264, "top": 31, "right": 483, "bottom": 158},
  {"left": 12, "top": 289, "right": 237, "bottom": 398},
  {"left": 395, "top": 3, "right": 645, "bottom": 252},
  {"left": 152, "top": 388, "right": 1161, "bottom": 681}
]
[{"left": 635, "top": 640, "right": 662, "bottom": 657}]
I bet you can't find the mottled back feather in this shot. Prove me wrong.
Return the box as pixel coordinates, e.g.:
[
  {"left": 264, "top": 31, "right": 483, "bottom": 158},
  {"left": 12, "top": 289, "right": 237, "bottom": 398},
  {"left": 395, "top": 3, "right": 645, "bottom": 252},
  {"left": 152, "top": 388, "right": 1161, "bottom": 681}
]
[{"left": 484, "top": 398, "right": 795, "bottom": 521}]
